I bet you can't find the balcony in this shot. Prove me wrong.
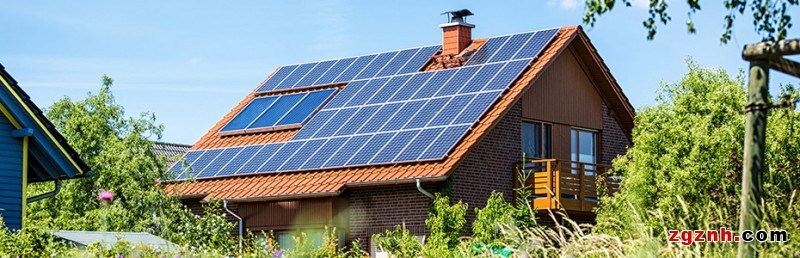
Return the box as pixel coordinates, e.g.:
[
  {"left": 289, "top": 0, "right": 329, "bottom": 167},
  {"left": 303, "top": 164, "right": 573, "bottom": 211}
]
[{"left": 516, "top": 159, "right": 621, "bottom": 213}]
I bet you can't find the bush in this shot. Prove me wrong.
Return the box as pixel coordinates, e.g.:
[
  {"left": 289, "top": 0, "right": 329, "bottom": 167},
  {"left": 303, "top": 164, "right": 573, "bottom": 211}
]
[
  {"left": 374, "top": 225, "right": 423, "bottom": 258},
  {"left": 471, "top": 191, "right": 514, "bottom": 245}
]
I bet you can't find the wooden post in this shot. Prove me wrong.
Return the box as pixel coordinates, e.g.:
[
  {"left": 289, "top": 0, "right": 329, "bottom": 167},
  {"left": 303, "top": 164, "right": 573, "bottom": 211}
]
[
  {"left": 737, "top": 59, "right": 769, "bottom": 258},
  {"left": 553, "top": 160, "right": 560, "bottom": 209}
]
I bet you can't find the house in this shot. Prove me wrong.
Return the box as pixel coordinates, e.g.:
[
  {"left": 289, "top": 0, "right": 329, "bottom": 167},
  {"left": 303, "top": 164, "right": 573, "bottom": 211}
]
[
  {"left": 164, "top": 10, "right": 634, "bottom": 253},
  {"left": 0, "top": 64, "right": 91, "bottom": 230}
]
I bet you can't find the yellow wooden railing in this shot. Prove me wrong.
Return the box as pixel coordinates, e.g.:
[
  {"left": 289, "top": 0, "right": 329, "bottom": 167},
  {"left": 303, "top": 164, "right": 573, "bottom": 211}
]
[{"left": 516, "top": 159, "right": 621, "bottom": 212}]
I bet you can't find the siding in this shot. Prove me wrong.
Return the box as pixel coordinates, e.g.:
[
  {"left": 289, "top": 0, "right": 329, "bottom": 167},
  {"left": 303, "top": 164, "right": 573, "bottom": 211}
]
[
  {"left": 0, "top": 112, "right": 22, "bottom": 230},
  {"left": 521, "top": 48, "right": 603, "bottom": 129}
]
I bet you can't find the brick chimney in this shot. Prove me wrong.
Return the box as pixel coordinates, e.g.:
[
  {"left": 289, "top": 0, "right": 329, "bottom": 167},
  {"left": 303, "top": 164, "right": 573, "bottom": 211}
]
[{"left": 440, "top": 9, "right": 474, "bottom": 56}]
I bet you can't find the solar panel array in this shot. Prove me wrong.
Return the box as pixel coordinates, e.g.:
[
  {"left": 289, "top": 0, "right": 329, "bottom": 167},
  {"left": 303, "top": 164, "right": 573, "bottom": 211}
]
[
  {"left": 169, "top": 28, "right": 560, "bottom": 181},
  {"left": 220, "top": 89, "right": 336, "bottom": 132},
  {"left": 256, "top": 46, "right": 441, "bottom": 93}
]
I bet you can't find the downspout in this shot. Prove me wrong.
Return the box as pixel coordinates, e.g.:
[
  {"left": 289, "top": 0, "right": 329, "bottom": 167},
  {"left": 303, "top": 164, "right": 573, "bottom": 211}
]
[
  {"left": 28, "top": 180, "right": 61, "bottom": 203},
  {"left": 223, "top": 199, "right": 243, "bottom": 254},
  {"left": 416, "top": 178, "right": 435, "bottom": 199}
]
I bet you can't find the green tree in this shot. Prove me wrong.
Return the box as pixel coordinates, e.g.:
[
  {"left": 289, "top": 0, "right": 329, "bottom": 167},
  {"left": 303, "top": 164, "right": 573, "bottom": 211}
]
[
  {"left": 24, "top": 75, "right": 234, "bottom": 250},
  {"left": 596, "top": 59, "right": 800, "bottom": 254},
  {"left": 583, "top": 0, "right": 798, "bottom": 43},
  {"left": 471, "top": 191, "right": 514, "bottom": 245},
  {"left": 422, "top": 194, "right": 467, "bottom": 257}
]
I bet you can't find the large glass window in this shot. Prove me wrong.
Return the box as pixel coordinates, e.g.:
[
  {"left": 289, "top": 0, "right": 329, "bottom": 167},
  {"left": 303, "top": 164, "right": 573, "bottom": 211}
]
[
  {"left": 570, "top": 129, "right": 596, "bottom": 164},
  {"left": 522, "top": 121, "right": 552, "bottom": 158}
]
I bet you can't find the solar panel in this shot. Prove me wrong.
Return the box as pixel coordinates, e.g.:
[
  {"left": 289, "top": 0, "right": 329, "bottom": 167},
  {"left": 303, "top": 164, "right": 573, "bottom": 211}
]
[
  {"left": 514, "top": 29, "right": 558, "bottom": 60},
  {"left": 216, "top": 145, "right": 262, "bottom": 177},
  {"left": 394, "top": 127, "right": 444, "bottom": 162},
  {"left": 220, "top": 96, "right": 278, "bottom": 131},
  {"left": 488, "top": 32, "right": 534, "bottom": 63},
  {"left": 221, "top": 89, "right": 336, "bottom": 133},
  {"left": 324, "top": 135, "right": 371, "bottom": 168},
  {"left": 465, "top": 36, "right": 509, "bottom": 66},
  {"left": 314, "top": 57, "right": 357, "bottom": 86},
  {"left": 296, "top": 60, "right": 337, "bottom": 87},
  {"left": 397, "top": 46, "right": 439, "bottom": 74},
  {"left": 375, "top": 48, "right": 418, "bottom": 77},
  {"left": 277, "top": 89, "right": 337, "bottom": 125},
  {"left": 168, "top": 29, "right": 561, "bottom": 181},
  {"left": 171, "top": 150, "right": 203, "bottom": 179},
  {"left": 254, "top": 46, "right": 439, "bottom": 94},
  {"left": 369, "top": 130, "right": 419, "bottom": 164},
  {"left": 256, "top": 65, "right": 297, "bottom": 92},
  {"left": 355, "top": 52, "right": 396, "bottom": 80},
  {"left": 301, "top": 137, "right": 347, "bottom": 169},
  {"left": 419, "top": 125, "right": 471, "bottom": 160},
  {"left": 201, "top": 147, "right": 242, "bottom": 178},
  {"left": 367, "top": 75, "right": 411, "bottom": 104},
  {"left": 237, "top": 144, "right": 280, "bottom": 174},
  {"left": 411, "top": 69, "right": 457, "bottom": 99},
  {"left": 347, "top": 132, "right": 394, "bottom": 166},
  {"left": 280, "top": 139, "right": 326, "bottom": 171},
  {"left": 335, "top": 105, "right": 380, "bottom": 136}
]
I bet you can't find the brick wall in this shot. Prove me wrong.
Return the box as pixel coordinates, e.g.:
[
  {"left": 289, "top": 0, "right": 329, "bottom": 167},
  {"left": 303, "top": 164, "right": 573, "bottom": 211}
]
[
  {"left": 342, "top": 181, "right": 443, "bottom": 249},
  {"left": 601, "top": 103, "right": 631, "bottom": 164},
  {"left": 449, "top": 101, "right": 523, "bottom": 230}
]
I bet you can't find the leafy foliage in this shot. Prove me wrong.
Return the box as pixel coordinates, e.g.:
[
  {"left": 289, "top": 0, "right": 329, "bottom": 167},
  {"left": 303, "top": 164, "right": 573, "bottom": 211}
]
[
  {"left": 374, "top": 225, "right": 423, "bottom": 258},
  {"left": 471, "top": 191, "right": 514, "bottom": 245},
  {"left": 583, "top": 0, "right": 798, "bottom": 43},
  {"left": 422, "top": 193, "right": 467, "bottom": 257},
  {"left": 24, "top": 75, "right": 234, "bottom": 251},
  {"left": 596, "top": 59, "right": 800, "bottom": 255}
]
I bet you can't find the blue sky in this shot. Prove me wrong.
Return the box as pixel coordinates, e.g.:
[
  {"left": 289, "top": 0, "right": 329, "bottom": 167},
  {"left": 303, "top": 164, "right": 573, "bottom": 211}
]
[{"left": 1, "top": 1, "right": 796, "bottom": 144}]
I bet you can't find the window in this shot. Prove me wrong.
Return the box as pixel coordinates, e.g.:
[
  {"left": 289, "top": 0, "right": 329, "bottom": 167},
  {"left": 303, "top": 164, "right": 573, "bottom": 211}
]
[
  {"left": 571, "top": 128, "right": 596, "bottom": 165},
  {"left": 521, "top": 121, "right": 552, "bottom": 159},
  {"left": 221, "top": 89, "right": 336, "bottom": 133}
]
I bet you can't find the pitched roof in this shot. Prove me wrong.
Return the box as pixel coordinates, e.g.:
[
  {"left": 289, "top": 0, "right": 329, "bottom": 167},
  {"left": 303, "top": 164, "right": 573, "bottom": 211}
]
[
  {"left": 164, "top": 26, "right": 634, "bottom": 202},
  {"left": 0, "top": 63, "right": 91, "bottom": 182},
  {"left": 151, "top": 141, "right": 191, "bottom": 158}
]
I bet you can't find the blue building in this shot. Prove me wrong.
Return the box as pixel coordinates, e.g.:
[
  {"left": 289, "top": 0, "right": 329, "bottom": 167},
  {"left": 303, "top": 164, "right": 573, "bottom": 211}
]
[{"left": 0, "top": 63, "right": 90, "bottom": 230}]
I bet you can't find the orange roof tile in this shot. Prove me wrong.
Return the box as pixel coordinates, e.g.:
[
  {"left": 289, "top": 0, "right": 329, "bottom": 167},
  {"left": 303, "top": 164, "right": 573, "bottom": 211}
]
[{"left": 164, "top": 26, "right": 581, "bottom": 202}]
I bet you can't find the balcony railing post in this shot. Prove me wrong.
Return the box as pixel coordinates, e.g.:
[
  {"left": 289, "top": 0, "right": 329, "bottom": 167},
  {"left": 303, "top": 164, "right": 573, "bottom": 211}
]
[
  {"left": 579, "top": 163, "right": 585, "bottom": 211},
  {"left": 553, "top": 160, "right": 560, "bottom": 209}
]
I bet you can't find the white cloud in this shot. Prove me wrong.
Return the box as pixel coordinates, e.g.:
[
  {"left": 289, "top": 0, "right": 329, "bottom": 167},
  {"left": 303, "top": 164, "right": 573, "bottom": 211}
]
[
  {"left": 548, "top": 0, "right": 649, "bottom": 10},
  {"left": 548, "top": 0, "right": 580, "bottom": 10}
]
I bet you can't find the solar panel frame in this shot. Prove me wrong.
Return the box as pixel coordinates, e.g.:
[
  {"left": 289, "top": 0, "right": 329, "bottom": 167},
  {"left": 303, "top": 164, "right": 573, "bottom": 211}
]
[
  {"left": 276, "top": 89, "right": 337, "bottom": 126},
  {"left": 248, "top": 92, "right": 308, "bottom": 128}
]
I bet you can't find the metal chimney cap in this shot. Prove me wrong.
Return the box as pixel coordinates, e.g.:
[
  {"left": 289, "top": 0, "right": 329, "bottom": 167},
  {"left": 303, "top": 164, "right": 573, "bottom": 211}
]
[{"left": 440, "top": 9, "right": 475, "bottom": 28}]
